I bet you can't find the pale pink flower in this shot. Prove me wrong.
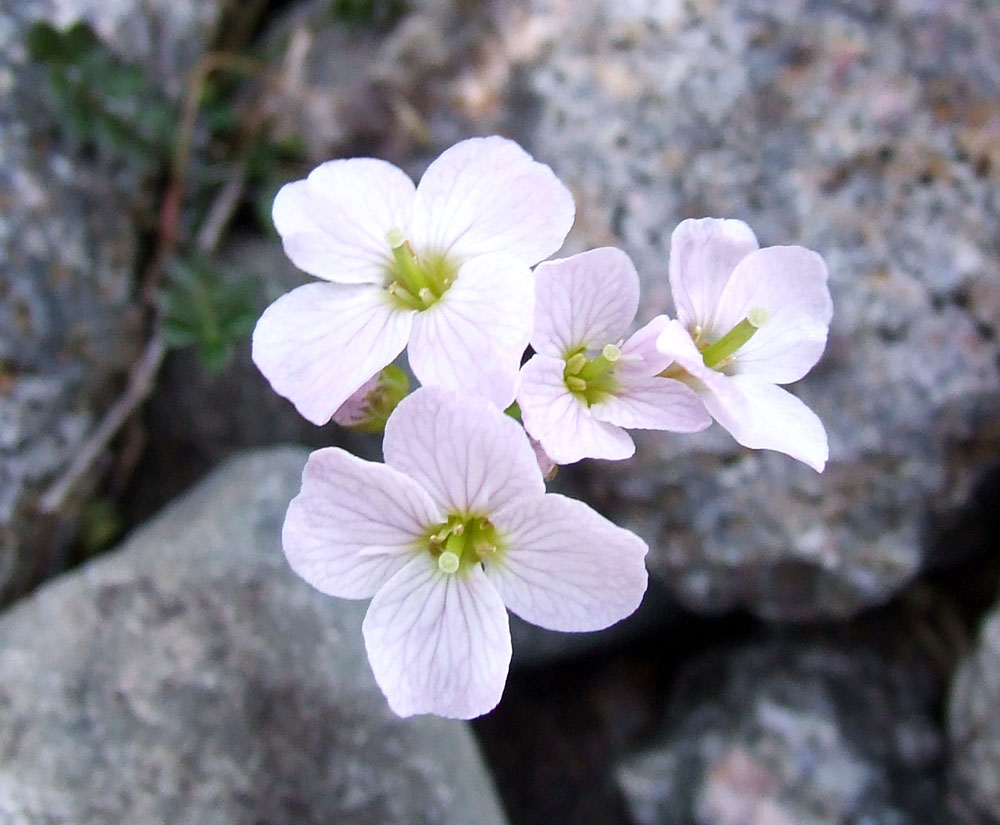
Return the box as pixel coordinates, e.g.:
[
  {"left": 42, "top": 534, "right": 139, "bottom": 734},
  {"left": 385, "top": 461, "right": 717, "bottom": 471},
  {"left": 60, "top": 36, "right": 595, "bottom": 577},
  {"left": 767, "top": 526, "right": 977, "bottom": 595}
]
[
  {"left": 517, "top": 247, "right": 711, "bottom": 464},
  {"left": 655, "top": 218, "right": 833, "bottom": 471},
  {"left": 282, "top": 387, "right": 648, "bottom": 719},
  {"left": 252, "top": 136, "right": 575, "bottom": 423}
]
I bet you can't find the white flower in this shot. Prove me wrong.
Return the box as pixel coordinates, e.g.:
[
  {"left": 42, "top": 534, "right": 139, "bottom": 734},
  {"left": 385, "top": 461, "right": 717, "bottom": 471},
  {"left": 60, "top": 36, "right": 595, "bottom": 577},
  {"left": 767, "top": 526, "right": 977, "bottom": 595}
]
[
  {"left": 517, "top": 247, "right": 711, "bottom": 464},
  {"left": 282, "top": 386, "right": 649, "bottom": 719},
  {"left": 252, "top": 136, "right": 575, "bottom": 423},
  {"left": 655, "top": 218, "right": 833, "bottom": 471}
]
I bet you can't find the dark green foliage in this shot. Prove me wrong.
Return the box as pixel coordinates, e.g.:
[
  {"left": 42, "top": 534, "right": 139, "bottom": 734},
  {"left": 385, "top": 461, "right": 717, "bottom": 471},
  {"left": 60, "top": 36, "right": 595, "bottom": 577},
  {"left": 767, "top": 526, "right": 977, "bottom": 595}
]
[
  {"left": 160, "top": 257, "right": 261, "bottom": 372},
  {"left": 27, "top": 21, "right": 176, "bottom": 169},
  {"left": 330, "top": 0, "right": 407, "bottom": 29}
]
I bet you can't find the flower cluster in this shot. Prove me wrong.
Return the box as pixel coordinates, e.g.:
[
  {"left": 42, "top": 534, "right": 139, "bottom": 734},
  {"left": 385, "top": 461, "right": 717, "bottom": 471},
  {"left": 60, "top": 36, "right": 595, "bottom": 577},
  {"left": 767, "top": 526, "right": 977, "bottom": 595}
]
[{"left": 254, "top": 137, "right": 833, "bottom": 719}]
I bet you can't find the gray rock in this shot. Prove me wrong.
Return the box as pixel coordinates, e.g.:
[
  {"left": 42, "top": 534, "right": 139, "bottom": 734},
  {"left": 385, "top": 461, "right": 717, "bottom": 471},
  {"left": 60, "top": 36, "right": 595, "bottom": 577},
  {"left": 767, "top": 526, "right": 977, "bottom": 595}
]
[
  {"left": 949, "top": 597, "right": 1000, "bottom": 823},
  {"left": 512, "top": 0, "right": 1000, "bottom": 619},
  {"left": 616, "top": 635, "right": 944, "bottom": 825},
  {"left": 0, "top": 0, "right": 224, "bottom": 605},
  {"left": 0, "top": 447, "right": 508, "bottom": 825}
]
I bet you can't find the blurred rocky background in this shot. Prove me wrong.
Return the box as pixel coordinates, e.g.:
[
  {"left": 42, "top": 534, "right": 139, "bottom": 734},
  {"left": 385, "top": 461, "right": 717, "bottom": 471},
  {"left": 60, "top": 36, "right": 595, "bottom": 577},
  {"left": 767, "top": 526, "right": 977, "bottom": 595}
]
[{"left": 2, "top": 0, "right": 998, "bottom": 823}]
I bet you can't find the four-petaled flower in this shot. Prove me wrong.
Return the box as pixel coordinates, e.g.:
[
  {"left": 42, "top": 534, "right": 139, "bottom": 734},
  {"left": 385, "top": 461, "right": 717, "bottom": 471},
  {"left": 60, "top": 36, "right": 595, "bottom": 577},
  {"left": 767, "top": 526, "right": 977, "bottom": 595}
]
[
  {"left": 253, "top": 136, "right": 575, "bottom": 422},
  {"left": 282, "top": 387, "right": 649, "bottom": 719},
  {"left": 517, "top": 247, "right": 711, "bottom": 464},
  {"left": 655, "top": 218, "right": 833, "bottom": 471}
]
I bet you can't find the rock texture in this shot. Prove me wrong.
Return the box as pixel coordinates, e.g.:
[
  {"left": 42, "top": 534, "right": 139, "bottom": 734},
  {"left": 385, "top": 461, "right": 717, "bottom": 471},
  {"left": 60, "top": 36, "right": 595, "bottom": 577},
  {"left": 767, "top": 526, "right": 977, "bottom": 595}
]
[
  {"left": 514, "top": 0, "right": 1000, "bottom": 619},
  {"left": 0, "top": 0, "right": 223, "bottom": 605},
  {"left": 949, "top": 597, "right": 1000, "bottom": 824},
  {"left": 616, "top": 635, "right": 945, "bottom": 825},
  {"left": 0, "top": 447, "right": 508, "bottom": 825}
]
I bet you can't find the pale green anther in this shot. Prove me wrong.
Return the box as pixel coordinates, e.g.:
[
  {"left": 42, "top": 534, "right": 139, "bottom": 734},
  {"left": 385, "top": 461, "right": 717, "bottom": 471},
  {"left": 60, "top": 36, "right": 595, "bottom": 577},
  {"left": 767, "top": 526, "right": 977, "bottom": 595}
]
[
  {"left": 701, "top": 309, "right": 768, "bottom": 369},
  {"left": 566, "top": 375, "right": 588, "bottom": 393},
  {"left": 418, "top": 287, "right": 434, "bottom": 306},
  {"left": 565, "top": 352, "right": 587, "bottom": 375},
  {"left": 438, "top": 551, "right": 461, "bottom": 574},
  {"left": 577, "top": 351, "right": 618, "bottom": 382}
]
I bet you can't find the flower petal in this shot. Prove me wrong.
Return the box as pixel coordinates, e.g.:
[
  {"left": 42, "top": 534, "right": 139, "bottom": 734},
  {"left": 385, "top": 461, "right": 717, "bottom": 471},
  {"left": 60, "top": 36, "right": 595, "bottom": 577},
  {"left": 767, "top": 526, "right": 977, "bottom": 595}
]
[
  {"left": 383, "top": 387, "right": 545, "bottom": 515},
  {"left": 407, "top": 253, "right": 533, "bottom": 409},
  {"left": 712, "top": 245, "right": 833, "bottom": 384},
  {"left": 591, "top": 374, "right": 711, "bottom": 433},
  {"left": 362, "top": 556, "right": 512, "bottom": 719},
  {"left": 618, "top": 315, "right": 674, "bottom": 376},
  {"left": 410, "top": 136, "right": 574, "bottom": 265},
  {"left": 486, "top": 493, "right": 648, "bottom": 632},
  {"left": 273, "top": 158, "right": 416, "bottom": 284},
  {"left": 531, "top": 247, "right": 640, "bottom": 357},
  {"left": 700, "top": 373, "right": 829, "bottom": 471},
  {"left": 251, "top": 282, "right": 414, "bottom": 425},
  {"left": 517, "top": 355, "right": 635, "bottom": 464},
  {"left": 669, "top": 217, "right": 759, "bottom": 333},
  {"left": 283, "top": 448, "right": 442, "bottom": 599}
]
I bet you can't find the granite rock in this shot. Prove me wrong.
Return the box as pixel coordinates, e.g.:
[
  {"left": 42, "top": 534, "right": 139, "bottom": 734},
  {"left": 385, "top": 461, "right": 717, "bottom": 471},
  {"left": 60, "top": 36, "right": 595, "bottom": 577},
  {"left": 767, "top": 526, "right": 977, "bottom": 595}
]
[
  {"left": 0, "top": 0, "right": 224, "bottom": 605},
  {"left": 0, "top": 447, "right": 508, "bottom": 825},
  {"left": 512, "top": 0, "right": 1000, "bottom": 619},
  {"left": 616, "top": 634, "right": 945, "bottom": 825},
  {"left": 948, "top": 594, "right": 1000, "bottom": 823}
]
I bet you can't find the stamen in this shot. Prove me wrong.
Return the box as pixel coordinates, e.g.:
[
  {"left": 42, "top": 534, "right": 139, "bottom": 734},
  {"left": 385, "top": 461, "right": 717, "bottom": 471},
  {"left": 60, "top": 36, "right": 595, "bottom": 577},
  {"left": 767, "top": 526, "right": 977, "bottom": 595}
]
[
  {"left": 565, "top": 375, "right": 587, "bottom": 393},
  {"left": 417, "top": 287, "right": 434, "bottom": 306},
  {"left": 565, "top": 352, "right": 587, "bottom": 375}
]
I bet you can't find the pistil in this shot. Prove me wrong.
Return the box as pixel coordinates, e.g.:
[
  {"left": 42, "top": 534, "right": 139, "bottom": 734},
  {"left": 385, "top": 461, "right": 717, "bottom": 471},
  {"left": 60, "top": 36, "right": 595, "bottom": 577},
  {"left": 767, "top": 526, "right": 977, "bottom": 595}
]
[{"left": 700, "top": 308, "right": 769, "bottom": 369}]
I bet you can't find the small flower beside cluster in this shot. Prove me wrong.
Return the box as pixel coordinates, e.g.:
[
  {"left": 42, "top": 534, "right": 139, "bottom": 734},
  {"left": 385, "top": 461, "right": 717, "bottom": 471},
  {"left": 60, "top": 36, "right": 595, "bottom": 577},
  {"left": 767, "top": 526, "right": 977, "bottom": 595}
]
[{"left": 654, "top": 218, "right": 833, "bottom": 471}]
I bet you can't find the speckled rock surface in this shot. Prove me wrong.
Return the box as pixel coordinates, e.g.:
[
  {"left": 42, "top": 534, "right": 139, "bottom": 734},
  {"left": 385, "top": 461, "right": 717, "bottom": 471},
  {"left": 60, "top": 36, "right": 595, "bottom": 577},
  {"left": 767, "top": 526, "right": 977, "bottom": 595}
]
[
  {"left": 949, "top": 596, "right": 1000, "bottom": 823},
  {"left": 0, "top": 447, "right": 508, "bottom": 825},
  {"left": 510, "top": 0, "right": 1000, "bottom": 619},
  {"left": 616, "top": 634, "right": 945, "bottom": 825},
  {"left": 0, "top": 0, "right": 223, "bottom": 606}
]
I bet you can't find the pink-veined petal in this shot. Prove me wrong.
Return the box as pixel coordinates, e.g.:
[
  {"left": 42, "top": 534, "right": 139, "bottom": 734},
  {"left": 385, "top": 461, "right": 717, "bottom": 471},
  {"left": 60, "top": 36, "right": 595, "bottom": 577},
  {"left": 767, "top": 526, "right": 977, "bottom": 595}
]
[
  {"left": 618, "top": 315, "right": 674, "bottom": 376},
  {"left": 362, "top": 556, "right": 512, "bottom": 719},
  {"left": 656, "top": 319, "right": 829, "bottom": 470},
  {"left": 655, "top": 317, "right": 715, "bottom": 377},
  {"left": 669, "top": 218, "right": 759, "bottom": 333},
  {"left": 251, "top": 282, "right": 414, "bottom": 425},
  {"left": 531, "top": 247, "right": 640, "bottom": 357},
  {"left": 486, "top": 493, "right": 648, "bottom": 632},
  {"left": 272, "top": 158, "right": 416, "bottom": 284},
  {"left": 383, "top": 387, "right": 545, "bottom": 515},
  {"left": 282, "top": 448, "right": 442, "bottom": 599},
  {"left": 712, "top": 245, "right": 833, "bottom": 384},
  {"left": 591, "top": 374, "right": 711, "bottom": 433},
  {"left": 517, "top": 355, "right": 635, "bottom": 464},
  {"left": 407, "top": 253, "right": 533, "bottom": 409},
  {"left": 700, "top": 373, "right": 829, "bottom": 471},
  {"left": 410, "top": 136, "right": 574, "bottom": 265}
]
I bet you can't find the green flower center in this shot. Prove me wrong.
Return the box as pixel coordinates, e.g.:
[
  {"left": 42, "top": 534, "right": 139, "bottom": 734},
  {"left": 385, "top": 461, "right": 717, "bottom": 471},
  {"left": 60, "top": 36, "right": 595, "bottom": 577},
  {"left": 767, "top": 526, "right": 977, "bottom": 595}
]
[
  {"left": 563, "top": 343, "right": 621, "bottom": 406},
  {"left": 424, "top": 513, "right": 504, "bottom": 575},
  {"left": 384, "top": 228, "right": 458, "bottom": 311}
]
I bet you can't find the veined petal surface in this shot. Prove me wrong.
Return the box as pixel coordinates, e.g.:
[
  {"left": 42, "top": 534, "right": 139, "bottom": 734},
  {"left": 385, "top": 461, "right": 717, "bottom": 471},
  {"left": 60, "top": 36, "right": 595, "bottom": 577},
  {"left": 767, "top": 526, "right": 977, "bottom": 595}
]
[
  {"left": 669, "top": 217, "right": 759, "bottom": 334},
  {"left": 283, "top": 449, "right": 441, "bottom": 599},
  {"left": 410, "top": 136, "right": 574, "bottom": 265},
  {"left": 531, "top": 247, "right": 640, "bottom": 357},
  {"left": 518, "top": 355, "right": 635, "bottom": 464},
  {"left": 273, "top": 158, "right": 415, "bottom": 284},
  {"left": 591, "top": 374, "right": 711, "bottom": 433},
  {"left": 407, "top": 253, "right": 533, "bottom": 409},
  {"left": 486, "top": 493, "right": 648, "bottom": 632},
  {"left": 713, "top": 245, "right": 833, "bottom": 384},
  {"left": 251, "top": 282, "right": 414, "bottom": 425},
  {"left": 363, "top": 556, "right": 512, "bottom": 719},
  {"left": 383, "top": 387, "right": 545, "bottom": 515}
]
